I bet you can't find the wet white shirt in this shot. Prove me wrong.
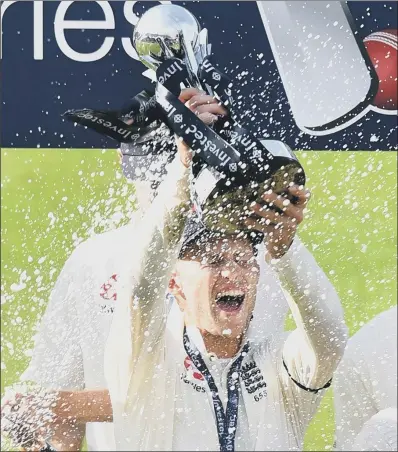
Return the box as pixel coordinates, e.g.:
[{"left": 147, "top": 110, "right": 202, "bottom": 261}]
[
  {"left": 105, "top": 156, "right": 348, "bottom": 451},
  {"left": 20, "top": 178, "right": 290, "bottom": 450},
  {"left": 21, "top": 225, "right": 137, "bottom": 451},
  {"left": 351, "top": 408, "right": 397, "bottom": 451},
  {"left": 334, "top": 306, "right": 397, "bottom": 451}
]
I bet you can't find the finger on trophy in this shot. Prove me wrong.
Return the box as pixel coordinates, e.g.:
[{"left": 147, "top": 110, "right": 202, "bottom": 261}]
[
  {"left": 197, "top": 112, "right": 219, "bottom": 126},
  {"left": 244, "top": 217, "right": 279, "bottom": 234},
  {"left": 249, "top": 202, "right": 284, "bottom": 222},
  {"left": 186, "top": 93, "right": 218, "bottom": 108},
  {"left": 195, "top": 103, "right": 227, "bottom": 116},
  {"left": 248, "top": 183, "right": 283, "bottom": 215},
  {"left": 272, "top": 186, "right": 306, "bottom": 207},
  {"left": 261, "top": 192, "right": 291, "bottom": 212},
  {"left": 286, "top": 185, "right": 311, "bottom": 205},
  {"left": 179, "top": 88, "right": 204, "bottom": 103},
  {"left": 262, "top": 194, "right": 305, "bottom": 223}
]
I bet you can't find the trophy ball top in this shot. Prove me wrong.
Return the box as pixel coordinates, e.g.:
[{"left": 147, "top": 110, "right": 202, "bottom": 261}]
[{"left": 133, "top": 4, "right": 201, "bottom": 71}]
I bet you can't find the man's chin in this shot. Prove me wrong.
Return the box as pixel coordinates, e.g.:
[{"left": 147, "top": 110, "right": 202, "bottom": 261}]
[{"left": 215, "top": 316, "right": 250, "bottom": 339}]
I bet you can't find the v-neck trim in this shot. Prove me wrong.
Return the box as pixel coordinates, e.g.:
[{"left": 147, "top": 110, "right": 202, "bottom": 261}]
[{"left": 184, "top": 324, "right": 250, "bottom": 372}]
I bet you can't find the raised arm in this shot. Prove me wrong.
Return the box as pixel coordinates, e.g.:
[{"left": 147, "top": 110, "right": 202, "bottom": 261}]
[
  {"left": 245, "top": 185, "right": 347, "bottom": 446},
  {"left": 272, "top": 237, "right": 348, "bottom": 390},
  {"left": 246, "top": 185, "right": 347, "bottom": 388},
  {"left": 334, "top": 307, "right": 397, "bottom": 451},
  {"left": 104, "top": 149, "right": 191, "bottom": 409}
]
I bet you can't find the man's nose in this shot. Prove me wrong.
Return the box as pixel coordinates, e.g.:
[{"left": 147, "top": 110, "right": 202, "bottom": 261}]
[{"left": 220, "top": 261, "right": 239, "bottom": 279}]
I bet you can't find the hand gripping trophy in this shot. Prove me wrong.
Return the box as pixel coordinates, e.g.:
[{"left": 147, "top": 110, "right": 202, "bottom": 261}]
[{"left": 64, "top": 4, "right": 306, "bottom": 233}]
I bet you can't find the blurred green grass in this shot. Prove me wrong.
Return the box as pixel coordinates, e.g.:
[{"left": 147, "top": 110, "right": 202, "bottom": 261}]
[{"left": 1, "top": 148, "right": 397, "bottom": 451}]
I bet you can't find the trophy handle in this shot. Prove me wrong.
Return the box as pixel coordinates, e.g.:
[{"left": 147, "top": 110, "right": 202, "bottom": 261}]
[
  {"left": 155, "top": 37, "right": 175, "bottom": 60},
  {"left": 196, "top": 28, "right": 210, "bottom": 64},
  {"left": 174, "top": 30, "right": 206, "bottom": 92}
]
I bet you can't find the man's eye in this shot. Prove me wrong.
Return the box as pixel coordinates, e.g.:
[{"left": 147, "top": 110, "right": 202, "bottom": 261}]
[
  {"left": 203, "top": 255, "right": 222, "bottom": 265},
  {"left": 235, "top": 256, "right": 256, "bottom": 267}
]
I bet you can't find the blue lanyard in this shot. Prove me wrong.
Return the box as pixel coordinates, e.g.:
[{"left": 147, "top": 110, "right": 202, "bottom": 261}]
[{"left": 183, "top": 327, "right": 249, "bottom": 452}]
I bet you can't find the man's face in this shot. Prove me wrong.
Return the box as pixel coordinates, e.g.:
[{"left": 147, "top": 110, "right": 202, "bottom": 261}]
[{"left": 174, "top": 235, "right": 260, "bottom": 339}]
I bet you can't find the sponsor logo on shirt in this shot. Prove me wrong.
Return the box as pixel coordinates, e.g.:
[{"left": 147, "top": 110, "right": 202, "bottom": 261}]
[
  {"left": 181, "top": 356, "right": 206, "bottom": 393},
  {"left": 184, "top": 356, "right": 204, "bottom": 381},
  {"left": 241, "top": 361, "right": 267, "bottom": 402},
  {"left": 99, "top": 274, "right": 118, "bottom": 314}
]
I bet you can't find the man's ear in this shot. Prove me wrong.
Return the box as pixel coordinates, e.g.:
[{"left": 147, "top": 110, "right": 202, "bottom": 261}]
[{"left": 169, "top": 271, "right": 186, "bottom": 310}]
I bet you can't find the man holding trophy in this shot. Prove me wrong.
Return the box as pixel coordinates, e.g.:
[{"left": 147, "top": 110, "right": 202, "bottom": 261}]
[
  {"left": 2, "top": 5, "right": 348, "bottom": 451},
  {"left": 103, "top": 5, "right": 347, "bottom": 451}
]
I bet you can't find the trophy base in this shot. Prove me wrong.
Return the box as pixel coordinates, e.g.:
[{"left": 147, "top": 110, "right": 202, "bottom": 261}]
[{"left": 200, "top": 163, "right": 305, "bottom": 234}]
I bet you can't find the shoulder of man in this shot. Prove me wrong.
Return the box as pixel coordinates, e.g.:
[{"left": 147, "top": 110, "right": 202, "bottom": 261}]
[
  {"left": 72, "top": 223, "right": 137, "bottom": 265},
  {"left": 335, "top": 306, "right": 397, "bottom": 388},
  {"left": 45, "top": 222, "right": 140, "bottom": 318},
  {"left": 346, "top": 306, "right": 397, "bottom": 358},
  {"left": 60, "top": 222, "right": 139, "bottom": 294}
]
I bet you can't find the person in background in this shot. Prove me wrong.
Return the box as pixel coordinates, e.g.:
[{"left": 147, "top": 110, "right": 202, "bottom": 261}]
[{"left": 334, "top": 305, "right": 397, "bottom": 451}]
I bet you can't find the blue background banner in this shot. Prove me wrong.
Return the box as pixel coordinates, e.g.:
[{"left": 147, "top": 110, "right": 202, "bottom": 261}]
[{"left": 1, "top": 1, "right": 397, "bottom": 150}]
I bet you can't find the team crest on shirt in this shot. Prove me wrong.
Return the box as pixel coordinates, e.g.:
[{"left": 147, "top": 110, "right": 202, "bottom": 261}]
[
  {"left": 241, "top": 360, "right": 267, "bottom": 402},
  {"left": 180, "top": 356, "right": 206, "bottom": 393},
  {"left": 99, "top": 274, "right": 118, "bottom": 314}
]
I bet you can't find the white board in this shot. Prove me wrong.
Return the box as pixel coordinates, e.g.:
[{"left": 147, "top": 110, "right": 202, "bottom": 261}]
[{"left": 257, "top": 1, "right": 378, "bottom": 135}]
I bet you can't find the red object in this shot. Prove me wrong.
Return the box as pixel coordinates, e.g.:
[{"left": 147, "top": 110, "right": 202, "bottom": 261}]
[
  {"left": 184, "top": 356, "right": 204, "bottom": 381},
  {"left": 364, "top": 29, "right": 398, "bottom": 110},
  {"left": 99, "top": 274, "right": 119, "bottom": 301}
]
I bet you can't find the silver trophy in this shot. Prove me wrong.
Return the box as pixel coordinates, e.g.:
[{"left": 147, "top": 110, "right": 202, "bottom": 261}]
[
  {"left": 132, "top": 5, "right": 305, "bottom": 234},
  {"left": 133, "top": 4, "right": 211, "bottom": 91}
]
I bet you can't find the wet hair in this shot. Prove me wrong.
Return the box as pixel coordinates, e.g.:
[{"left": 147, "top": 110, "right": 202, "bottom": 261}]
[{"left": 178, "top": 215, "right": 263, "bottom": 260}]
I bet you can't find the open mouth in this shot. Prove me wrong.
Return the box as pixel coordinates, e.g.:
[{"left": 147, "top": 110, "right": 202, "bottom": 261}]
[{"left": 215, "top": 291, "right": 245, "bottom": 313}]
